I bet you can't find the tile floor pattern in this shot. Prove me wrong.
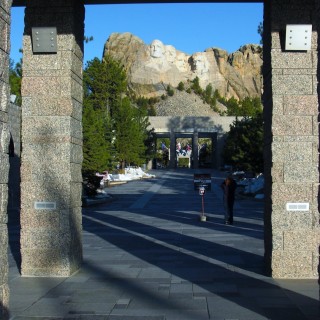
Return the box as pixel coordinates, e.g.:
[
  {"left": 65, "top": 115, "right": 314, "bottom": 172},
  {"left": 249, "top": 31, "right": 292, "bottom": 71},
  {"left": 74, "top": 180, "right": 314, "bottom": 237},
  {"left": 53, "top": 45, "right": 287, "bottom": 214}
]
[{"left": 8, "top": 169, "right": 320, "bottom": 319}]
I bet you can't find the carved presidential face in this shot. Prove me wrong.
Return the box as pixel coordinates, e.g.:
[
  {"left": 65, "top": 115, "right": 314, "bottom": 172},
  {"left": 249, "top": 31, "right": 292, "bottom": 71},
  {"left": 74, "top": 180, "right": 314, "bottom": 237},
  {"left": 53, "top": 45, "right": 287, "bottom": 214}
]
[
  {"left": 165, "top": 45, "right": 176, "bottom": 63},
  {"left": 150, "top": 40, "right": 165, "bottom": 58},
  {"left": 192, "top": 53, "right": 209, "bottom": 74},
  {"left": 176, "top": 52, "right": 189, "bottom": 72}
]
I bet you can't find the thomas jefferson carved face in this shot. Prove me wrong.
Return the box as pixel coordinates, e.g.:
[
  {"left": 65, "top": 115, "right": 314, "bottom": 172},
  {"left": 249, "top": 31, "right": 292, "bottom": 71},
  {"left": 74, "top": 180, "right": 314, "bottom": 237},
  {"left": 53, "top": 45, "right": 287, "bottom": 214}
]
[
  {"left": 165, "top": 45, "right": 176, "bottom": 63},
  {"left": 150, "top": 40, "right": 165, "bottom": 58}
]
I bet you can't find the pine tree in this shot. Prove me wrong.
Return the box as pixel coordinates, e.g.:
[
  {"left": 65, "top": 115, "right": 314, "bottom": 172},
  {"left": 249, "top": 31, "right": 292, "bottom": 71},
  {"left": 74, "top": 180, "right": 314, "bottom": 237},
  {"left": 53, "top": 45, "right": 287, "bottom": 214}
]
[
  {"left": 240, "top": 97, "right": 262, "bottom": 116},
  {"left": 222, "top": 113, "right": 263, "bottom": 173},
  {"left": 191, "top": 77, "right": 202, "bottom": 95},
  {"left": 82, "top": 103, "right": 111, "bottom": 174},
  {"left": 82, "top": 56, "right": 127, "bottom": 174},
  {"left": 114, "top": 97, "right": 148, "bottom": 168},
  {"left": 9, "top": 59, "right": 22, "bottom": 105},
  {"left": 83, "top": 56, "right": 127, "bottom": 117},
  {"left": 203, "top": 83, "right": 213, "bottom": 104},
  {"left": 83, "top": 55, "right": 151, "bottom": 178},
  {"left": 257, "top": 22, "right": 263, "bottom": 45}
]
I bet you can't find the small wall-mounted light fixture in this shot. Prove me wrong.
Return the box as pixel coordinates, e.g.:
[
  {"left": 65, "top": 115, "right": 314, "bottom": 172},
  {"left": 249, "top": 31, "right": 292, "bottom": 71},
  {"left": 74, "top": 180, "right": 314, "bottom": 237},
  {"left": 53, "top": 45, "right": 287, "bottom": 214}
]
[
  {"left": 32, "top": 27, "right": 57, "bottom": 53},
  {"left": 285, "top": 24, "right": 312, "bottom": 51}
]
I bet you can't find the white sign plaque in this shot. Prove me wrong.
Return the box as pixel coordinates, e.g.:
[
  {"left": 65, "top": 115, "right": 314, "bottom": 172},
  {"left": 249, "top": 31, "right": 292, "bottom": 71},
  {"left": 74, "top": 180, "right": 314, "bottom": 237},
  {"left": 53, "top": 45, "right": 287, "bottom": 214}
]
[
  {"left": 286, "top": 202, "right": 309, "bottom": 211},
  {"left": 34, "top": 202, "right": 56, "bottom": 210},
  {"left": 285, "top": 24, "right": 312, "bottom": 51}
]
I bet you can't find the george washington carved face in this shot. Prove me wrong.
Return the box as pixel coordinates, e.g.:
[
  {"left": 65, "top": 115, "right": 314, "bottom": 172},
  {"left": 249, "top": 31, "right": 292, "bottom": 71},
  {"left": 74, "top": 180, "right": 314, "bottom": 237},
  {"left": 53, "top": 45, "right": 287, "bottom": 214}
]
[{"left": 150, "top": 40, "right": 165, "bottom": 58}]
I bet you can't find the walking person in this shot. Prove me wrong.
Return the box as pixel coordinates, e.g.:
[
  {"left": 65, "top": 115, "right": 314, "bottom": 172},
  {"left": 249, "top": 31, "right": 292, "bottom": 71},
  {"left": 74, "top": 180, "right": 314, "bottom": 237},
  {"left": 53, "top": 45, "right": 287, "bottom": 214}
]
[{"left": 221, "top": 176, "right": 237, "bottom": 225}]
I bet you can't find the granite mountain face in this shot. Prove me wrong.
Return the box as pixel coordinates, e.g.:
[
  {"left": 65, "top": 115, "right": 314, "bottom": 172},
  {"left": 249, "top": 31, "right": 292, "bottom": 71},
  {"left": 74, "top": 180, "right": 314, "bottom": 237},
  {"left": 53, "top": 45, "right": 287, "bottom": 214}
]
[{"left": 103, "top": 32, "right": 263, "bottom": 101}]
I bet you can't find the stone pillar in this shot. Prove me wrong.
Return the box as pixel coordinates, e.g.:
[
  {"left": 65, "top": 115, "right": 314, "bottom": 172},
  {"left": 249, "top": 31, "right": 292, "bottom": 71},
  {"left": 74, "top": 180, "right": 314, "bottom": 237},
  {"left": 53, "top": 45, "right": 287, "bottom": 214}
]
[
  {"left": 192, "top": 132, "right": 199, "bottom": 169},
  {"left": 0, "top": 1, "right": 11, "bottom": 318},
  {"left": 20, "top": 0, "right": 84, "bottom": 276},
  {"left": 264, "top": 0, "right": 319, "bottom": 278},
  {"left": 169, "top": 131, "right": 176, "bottom": 168},
  {"left": 211, "top": 133, "right": 217, "bottom": 169}
]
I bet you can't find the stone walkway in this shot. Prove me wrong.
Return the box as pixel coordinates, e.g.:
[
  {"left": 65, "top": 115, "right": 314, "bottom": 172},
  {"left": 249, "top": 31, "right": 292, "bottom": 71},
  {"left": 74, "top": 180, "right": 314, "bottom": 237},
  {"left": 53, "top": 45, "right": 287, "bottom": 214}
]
[{"left": 8, "top": 169, "right": 320, "bottom": 319}]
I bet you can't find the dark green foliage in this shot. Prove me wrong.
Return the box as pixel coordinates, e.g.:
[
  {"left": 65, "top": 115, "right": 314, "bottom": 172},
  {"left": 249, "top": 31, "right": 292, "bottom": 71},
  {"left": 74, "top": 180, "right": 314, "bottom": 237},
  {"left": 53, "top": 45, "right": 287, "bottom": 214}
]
[
  {"left": 177, "top": 81, "right": 185, "bottom": 91},
  {"left": 135, "top": 96, "right": 159, "bottom": 116},
  {"left": 114, "top": 97, "right": 148, "bottom": 168},
  {"left": 83, "top": 55, "right": 153, "bottom": 176},
  {"left": 144, "top": 127, "right": 156, "bottom": 163},
  {"left": 148, "top": 97, "right": 159, "bottom": 105},
  {"left": 135, "top": 96, "right": 149, "bottom": 109},
  {"left": 258, "top": 22, "right": 263, "bottom": 45},
  {"left": 148, "top": 105, "right": 156, "bottom": 116},
  {"left": 191, "top": 77, "right": 202, "bottom": 95},
  {"left": 83, "top": 56, "right": 127, "bottom": 117},
  {"left": 82, "top": 56, "right": 126, "bottom": 175},
  {"left": 84, "top": 35, "right": 94, "bottom": 43},
  {"left": 9, "top": 59, "right": 22, "bottom": 106},
  {"left": 240, "top": 97, "right": 263, "bottom": 116},
  {"left": 82, "top": 174, "right": 102, "bottom": 197},
  {"left": 200, "top": 87, "right": 221, "bottom": 111},
  {"left": 201, "top": 86, "right": 220, "bottom": 110},
  {"left": 224, "top": 97, "right": 240, "bottom": 116},
  {"left": 186, "top": 76, "right": 262, "bottom": 117},
  {"left": 166, "top": 85, "right": 174, "bottom": 96},
  {"left": 222, "top": 113, "right": 263, "bottom": 173},
  {"left": 213, "top": 89, "right": 221, "bottom": 100},
  {"left": 203, "top": 84, "right": 212, "bottom": 104},
  {"left": 199, "top": 138, "right": 212, "bottom": 167},
  {"left": 156, "top": 138, "right": 170, "bottom": 167},
  {"left": 82, "top": 102, "right": 112, "bottom": 175},
  {"left": 218, "top": 96, "right": 262, "bottom": 117},
  {"left": 178, "top": 158, "right": 189, "bottom": 167},
  {"left": 135, "top": 103, "right": 153, "bottom": 163}
]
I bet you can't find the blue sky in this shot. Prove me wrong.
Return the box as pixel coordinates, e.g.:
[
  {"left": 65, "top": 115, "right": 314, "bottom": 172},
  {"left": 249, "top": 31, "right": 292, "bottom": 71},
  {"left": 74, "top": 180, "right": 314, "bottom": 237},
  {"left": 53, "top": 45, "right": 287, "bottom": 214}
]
[{"left": 10, "top": 3, "right": 263, "bottom": 65}]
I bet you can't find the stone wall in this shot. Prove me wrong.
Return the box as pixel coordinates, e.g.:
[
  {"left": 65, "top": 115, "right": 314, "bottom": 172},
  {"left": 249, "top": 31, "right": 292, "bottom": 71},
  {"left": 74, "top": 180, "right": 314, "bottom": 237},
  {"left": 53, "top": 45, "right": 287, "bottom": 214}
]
[
  {"left": 20, "top": 0, "right": 84, "bottom": 276},
  {"left": 0, "top": 0, "right": 11, "bottom": 318},
  {"left": 264, "top": 0, "right": 320, "bottom": 278}
]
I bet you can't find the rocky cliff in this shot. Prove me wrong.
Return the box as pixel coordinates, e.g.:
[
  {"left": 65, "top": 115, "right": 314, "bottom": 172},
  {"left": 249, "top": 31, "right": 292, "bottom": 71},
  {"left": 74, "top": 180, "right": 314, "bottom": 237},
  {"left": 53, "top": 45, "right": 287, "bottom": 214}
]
[{"left": 103, "top": 32, "right": 263, "bottom": 100}]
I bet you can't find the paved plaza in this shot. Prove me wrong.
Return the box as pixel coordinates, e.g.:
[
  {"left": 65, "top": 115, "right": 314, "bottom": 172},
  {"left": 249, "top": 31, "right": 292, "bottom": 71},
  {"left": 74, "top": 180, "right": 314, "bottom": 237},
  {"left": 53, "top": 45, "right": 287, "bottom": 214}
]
[{"left": 8, "top": 169, "right": 320, "bottom": 319}]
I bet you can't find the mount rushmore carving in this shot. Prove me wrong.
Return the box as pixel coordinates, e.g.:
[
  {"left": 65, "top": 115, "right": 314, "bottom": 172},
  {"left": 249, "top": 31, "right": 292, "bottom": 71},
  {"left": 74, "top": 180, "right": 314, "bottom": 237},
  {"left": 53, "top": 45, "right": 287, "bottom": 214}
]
[{"left": 103, "top": 32, "right": 263, "bottom": 100}]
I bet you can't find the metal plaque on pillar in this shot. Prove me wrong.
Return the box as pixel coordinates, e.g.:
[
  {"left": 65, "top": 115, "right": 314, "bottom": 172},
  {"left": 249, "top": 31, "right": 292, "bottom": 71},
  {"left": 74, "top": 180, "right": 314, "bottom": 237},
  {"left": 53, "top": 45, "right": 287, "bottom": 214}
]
[
  {"left": 285, "top": 24, "right": 312, "bottom": 51},
  {"left": 32, "top": 27, "right": 57, "bottom": 53}
]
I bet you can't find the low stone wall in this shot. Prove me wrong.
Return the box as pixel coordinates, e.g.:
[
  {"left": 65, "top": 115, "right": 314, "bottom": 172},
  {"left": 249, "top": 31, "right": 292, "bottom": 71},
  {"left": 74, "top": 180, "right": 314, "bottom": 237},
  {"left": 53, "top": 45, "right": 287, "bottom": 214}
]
[{"left": 149, "top": 116, "right": 235, "bottom": 134}]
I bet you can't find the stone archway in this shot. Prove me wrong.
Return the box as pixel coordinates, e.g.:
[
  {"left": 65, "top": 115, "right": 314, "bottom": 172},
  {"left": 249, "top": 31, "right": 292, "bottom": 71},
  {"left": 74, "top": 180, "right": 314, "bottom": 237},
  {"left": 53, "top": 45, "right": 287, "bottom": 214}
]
[
  {"left": 1, "top": 0, "right": 320, "bottom": 318},
  {"left": 149, "top": 116, "right": 233, "bottom": 169}
]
